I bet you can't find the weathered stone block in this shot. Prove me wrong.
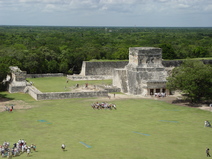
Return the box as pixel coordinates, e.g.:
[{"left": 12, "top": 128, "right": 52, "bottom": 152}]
[{"left": 114, "top": 47, "right": 168, "bottom": 95}]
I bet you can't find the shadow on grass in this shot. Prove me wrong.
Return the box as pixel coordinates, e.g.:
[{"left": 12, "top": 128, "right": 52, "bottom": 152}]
[
  {"left": 172, "top": 99, "right": 211, "bottom": 107},
  {"left": 0, "top": 93, "right": 14, "bottom": 102}
]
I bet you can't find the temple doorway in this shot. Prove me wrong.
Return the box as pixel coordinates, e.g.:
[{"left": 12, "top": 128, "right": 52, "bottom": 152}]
[
  {"left": 150, "top": 89, "right": 154, "bottom": 95},
  {"left": 162, "top": 88, "right": 166, "bottom": 93},
  {"left": 156, "top": 89, "right": 160, "bottom": 93}
]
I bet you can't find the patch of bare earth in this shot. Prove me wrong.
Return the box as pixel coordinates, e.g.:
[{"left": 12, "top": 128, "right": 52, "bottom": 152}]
[
  {"left": 151, "top": 96, "right": 212, "bottom": 112},
  {"left": 97, "top": 93, "right": 212, "bottom": 112},
  {"left": 0, "top": 98, "right": 34, "bottom": 113}
]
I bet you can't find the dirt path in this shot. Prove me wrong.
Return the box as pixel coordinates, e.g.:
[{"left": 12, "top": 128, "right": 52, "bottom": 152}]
[
  {"left": 0, "top": 98, "right": 33, "bottom": 112},
  {"left": 107, "top": 93, "right": 212, "bottom": 112}
]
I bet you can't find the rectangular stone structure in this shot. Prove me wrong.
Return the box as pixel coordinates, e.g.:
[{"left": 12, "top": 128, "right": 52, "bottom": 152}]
[{"left": 113, "top": 47, "right": 168, "bottom": 96}]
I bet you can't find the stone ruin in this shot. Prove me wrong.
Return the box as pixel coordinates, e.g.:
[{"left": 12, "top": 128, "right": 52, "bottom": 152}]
[
  {"left": 6, "top": 47, "right": 171, "bottom": 99},
  {"left": 113, "top": 47, "right": 169, "bottom": 96},
  {"left": 8, "top": 66, "right": 27, "bottom": 93},
  {"left": 7, "top": 47, "right": 212, "bottom": 99},
  {"left": 7, "top": 66, "right": 109, "bottom": 100}
]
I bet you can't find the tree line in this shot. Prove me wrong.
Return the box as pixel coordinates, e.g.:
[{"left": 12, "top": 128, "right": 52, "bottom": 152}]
[{"left": 0, "top": 26, "right": 211, "bottom": 76}]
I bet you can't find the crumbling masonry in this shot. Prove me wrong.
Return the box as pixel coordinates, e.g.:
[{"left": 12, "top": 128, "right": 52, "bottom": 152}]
[{"left": 113, "top": 47, "right": 169, "bottom": 96}]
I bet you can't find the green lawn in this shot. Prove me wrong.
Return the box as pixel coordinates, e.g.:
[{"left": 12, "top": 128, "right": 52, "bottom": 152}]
[
  {"left": 27, "top": 77, "right": 112, "bottom": 92},
  {"left": 0, "top": 92, "right": 211, "bottom": 159}
]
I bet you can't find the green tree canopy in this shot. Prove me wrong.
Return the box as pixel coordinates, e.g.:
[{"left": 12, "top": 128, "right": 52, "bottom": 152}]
[
  {"left": 159, "top": 43, "right": 177, "bottom": 59},
  {"left": 166, "top": 60, "right": 212, "bottom": 102},
  {"left": 0, "top": 57, "right": 10, "bottom": 91}
]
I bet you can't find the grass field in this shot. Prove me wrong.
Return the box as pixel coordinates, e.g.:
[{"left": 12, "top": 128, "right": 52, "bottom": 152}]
[
  {"left": 0, "top": 91, "right": 212, "bottom": 159},
  {"left": 27, "top": 77, "right": 112, "bottom": 92}
]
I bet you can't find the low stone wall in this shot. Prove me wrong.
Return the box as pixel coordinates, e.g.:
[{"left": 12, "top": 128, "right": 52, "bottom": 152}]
[
  {"left": 26, "top": 85, "right": 108, "bottom": 100},
  {"left": 26, "top": 73, "right": 64, "bottom": 78},
  {"left": 8, "top": 85, "right": 26, "bottom": 93},
  {"left": 27, "top": 86, "right": 43, "bottom": 100},
  {"left": 96, "top": 85, "right": 121, "bottom": 93},
  {"left": 162, "top": 59, "right": 212, "bottom": 67},
  {"left": 202, "top": 59, "right": 212, "bottom": 65},
  {"left": 36, "top": 91, "right": 108, "bottom": 100},
  {"left": 162, "top": 60, "right": 183, "bottom": 67},
  {"left": 67, "top": 75, "right": 112, "bottom": 80}
]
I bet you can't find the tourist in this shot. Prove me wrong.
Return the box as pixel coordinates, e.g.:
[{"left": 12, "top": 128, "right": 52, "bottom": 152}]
[
  {"left": 31, "top": 144, "right": 36, "bottom": 151},
  {"left": 27, "top": 147, "right": 30, "bottom": 156},
  {"left": 205, "top": 121, "right": 211, "bottom": 127},
  {"left": 61, "top": 144, "right": 66, "bottom": 151},
  {"left": 206, "top": 148, "right": 211, "bottom": 157}
]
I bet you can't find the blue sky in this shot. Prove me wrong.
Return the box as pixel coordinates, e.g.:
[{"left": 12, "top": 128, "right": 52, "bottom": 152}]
[{"left": 0, "top": 0, "right": 211, "bottom": 27}]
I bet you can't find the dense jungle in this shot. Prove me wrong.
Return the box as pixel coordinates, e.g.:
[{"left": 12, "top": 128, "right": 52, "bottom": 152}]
[{"left": 0, "top": 26, "right": 211, "bottom": 75}]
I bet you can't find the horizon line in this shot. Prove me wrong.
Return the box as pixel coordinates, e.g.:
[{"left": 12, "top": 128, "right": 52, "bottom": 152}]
[{"left": 0, "top": 24, "right": 211, "bottom": 28}]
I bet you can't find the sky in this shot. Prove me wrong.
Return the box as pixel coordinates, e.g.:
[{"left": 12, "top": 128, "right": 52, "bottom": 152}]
[{"left": 0, "top": 0, "right": 211, "bottom": 27}]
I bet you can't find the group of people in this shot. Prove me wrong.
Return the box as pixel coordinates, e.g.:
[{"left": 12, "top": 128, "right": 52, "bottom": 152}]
[
  {"left": 154, "top": 92, "right": 166, "bottom": 97},
  {"left": 4, "top": 105, "right": 14, "bottom": 112},
  {"left": 204, "top": 120, "right": 211, "bottom": 127},
  {"left": 0, "top": 139, "right": 36, "bottom": 157},
  {"left": 91, "top": 102, "right": 117, "bottom": 110}
]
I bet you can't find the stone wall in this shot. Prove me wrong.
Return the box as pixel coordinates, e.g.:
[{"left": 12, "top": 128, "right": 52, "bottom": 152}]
[
  {"left": 202, "top": 60, "right": 212, "bottom": 65},
  {"left": 37, "top": 91, "right": 108, "bottom": 100},
  {"left": 162, "top": 60, "right": 183, "bottom": 67},
  {"left": 27, "top": 89, "right": 108, "bottom": 101},
  {"left": 26, "top": 73, "right": 64, "bottom": 78},
  {"left": 113, "top": 69, "right": 128, "bottom": 93},
  {"left": 162, "top": 59, "right": 212, "bottom": 67},
  {"left": 79, "top": 60, "right": 212, "bottom": 77},
  {"left": 67, "top": 75, "right": 112, "bottom": 80},
  {"left": 96, "top": 85, "right": 121, "bottom": 93},
  {"left": 8, "top": 83, "right": 26, "bottom": 93},
  {"left": 80, "top": 61, "right": 128, "bottom": 76},
  {"left": 25, "top": 85, "right": 109, "bottom": 100},
  {"left": 26, "top": 86, "right": 43, "bottom": 100}
]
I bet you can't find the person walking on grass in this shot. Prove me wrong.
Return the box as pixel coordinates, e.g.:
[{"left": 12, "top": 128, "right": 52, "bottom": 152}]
[
  {"left": 206, "top": 148, "right": 211, "bottom": 157},
  {"left": 61, "top": 144, "right": 66, "bottom": 151},
  {"left": 27, "top": 147, "right": 30, "bottom": 157}
]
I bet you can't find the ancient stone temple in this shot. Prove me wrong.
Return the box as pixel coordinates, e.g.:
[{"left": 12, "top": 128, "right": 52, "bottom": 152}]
[{"left": 113, "top": 47, "right": 169, "bottom": 96}]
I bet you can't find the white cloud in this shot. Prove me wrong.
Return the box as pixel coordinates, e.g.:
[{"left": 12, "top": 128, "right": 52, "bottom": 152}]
[
  {"left": 204, "top": 4, "right": 212, "bottom": 12},
  {"left": 1, "top": 0, "right": 210, "bottom": 14},
  {"left": 0, "top": 0, "right": 211, "bottom": 26}
]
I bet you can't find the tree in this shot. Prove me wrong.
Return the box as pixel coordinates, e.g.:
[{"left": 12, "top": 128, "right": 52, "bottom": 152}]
[
  {"left": 159, "top": 43, "right": 177, "bottom": 59},
  {"left": 112, "top": 47, "right": 128, "bottom": 60},
  {"left": 0, "top": 58, "right": 10, "bottom": 91},
  {"left": 167, "top": 60, "right": 212, "bottom": 103},
  {"left": 192, "top": 46, "right": 208, "bottom": 58}
]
